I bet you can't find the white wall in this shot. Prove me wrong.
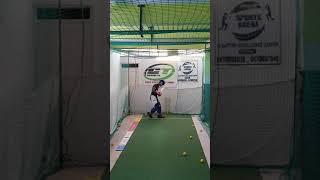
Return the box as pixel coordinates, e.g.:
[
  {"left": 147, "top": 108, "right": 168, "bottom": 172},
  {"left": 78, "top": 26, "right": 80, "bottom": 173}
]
[
  {"left": 0, "top": 0, "right": 60, "bottom": 179},
  {"left": 122, "top": 54, "right": 204, "bottom": 114},
  {"left": 33, "top": 0, "right": 109, "bottom": 167}
]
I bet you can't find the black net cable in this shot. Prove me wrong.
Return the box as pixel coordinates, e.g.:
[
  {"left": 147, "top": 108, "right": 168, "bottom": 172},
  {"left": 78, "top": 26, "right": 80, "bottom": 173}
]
[
  {"left": 144, "top": 0, "right": 153, "bottom": 30},
  {"left": 110, "top": 0, "right": 210, "bottom": 48},
  {"left": 36, "top": 0, "right": 63, "bottom": 176},
  {"left": 37, "top": 79, "right": 61, "bottom": 179},
  {"left": 111, "top": 4, "right": 129, "bottom": 31},
  {"left": 130, "top": 0, "right": 141, "bottom": 31},
  {"left": 60, "top": 0, "right": 99, "bottom": 167},
  {"left": 167, "top": 0, "right": 170, "bottom": 31},
  {"left": 152, "top": 0, "right": 159, "bottom": 31},
  {"left": 173, "top": 0, "right": 177, "bottom": 30},
  {"left": 193, "top": 2, "right": 207, "bottom": 30},
  {"left": 185, "top": 0, "right": 191, "bottom": 30},
  {"left": 112, "top": 2, "right": 138, "bottom": 31},
  {"left": 63, "top": 1, "right": 86, "bottom": 130}
]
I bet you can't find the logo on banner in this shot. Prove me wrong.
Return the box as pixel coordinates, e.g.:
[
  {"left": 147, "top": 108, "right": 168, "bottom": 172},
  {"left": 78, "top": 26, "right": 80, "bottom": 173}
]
[
  {"left": 178, "top": 61, "right": 198, "bottom": 82},
  {"left": 144, "top": 63, "right": 175, "bottom": 80},
  {"left": 217, "top": 0, "right": 280, "bottom": 65},
  {"left": 178, "top": 62, "right": 196, "bottom": 75},
  {"left": 220, "top": 1, "right": 275, "bottom": 41}
]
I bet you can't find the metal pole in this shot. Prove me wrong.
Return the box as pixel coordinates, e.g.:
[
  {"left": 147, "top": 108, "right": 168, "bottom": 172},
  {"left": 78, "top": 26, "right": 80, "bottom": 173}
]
[
  {"left": 128, "top": 52, "right": 130, "bottom": 114},
  {"left": 138, "top": 5, "right": 145, "bottom": 38},
  {"left": 201, "top": 44, "right": 207, "bottom": 120}
]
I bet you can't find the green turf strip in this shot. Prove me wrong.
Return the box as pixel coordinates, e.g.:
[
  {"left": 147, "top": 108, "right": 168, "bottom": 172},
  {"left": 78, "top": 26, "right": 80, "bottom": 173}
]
[{"left": 111, "top": 115, "right": 209, "bottom": 180}]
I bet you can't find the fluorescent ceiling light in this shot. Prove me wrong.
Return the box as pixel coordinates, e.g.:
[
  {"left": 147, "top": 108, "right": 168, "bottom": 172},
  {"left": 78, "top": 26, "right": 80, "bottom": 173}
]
[{"left": 156, "top": 56, "right": 181, "bottom": 61}]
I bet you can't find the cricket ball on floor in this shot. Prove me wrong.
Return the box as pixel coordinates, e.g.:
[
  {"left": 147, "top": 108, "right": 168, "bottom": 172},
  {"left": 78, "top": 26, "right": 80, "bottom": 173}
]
[
  {"left": 189, "top": 136, "right": 193, "bottom": 139},
  {"left": 200, "top": 159, "right": 205, "bottom": 163},
  {"left": 182, "top": 152, "right": 187, "bottom": 156}
]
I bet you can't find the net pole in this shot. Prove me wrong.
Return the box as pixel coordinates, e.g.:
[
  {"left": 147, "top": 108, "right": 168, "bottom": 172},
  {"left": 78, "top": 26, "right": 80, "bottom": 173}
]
[
  {"left": 128, "top": 51, "right": 130, "bottom": 114},
  {"left": 201, "top": 44, "right": 206, "bottom": 122}
]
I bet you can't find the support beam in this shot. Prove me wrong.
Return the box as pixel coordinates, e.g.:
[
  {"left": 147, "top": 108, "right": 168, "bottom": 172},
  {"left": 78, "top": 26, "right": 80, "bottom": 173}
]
[
  {"left": 111, "top": 41, "right": 210, "bottom": 46},
  {"left": 110, "top": 29, "right": 210, "bottom": 35},
  {"left": 111, "top": 38, "right": 210, "bottom": 41},
  {"left": 149, "top": 26, "right": 154, "bottom": 42},
  {"left": 138, "top": 4, "right": 145, "bottom": 37}
]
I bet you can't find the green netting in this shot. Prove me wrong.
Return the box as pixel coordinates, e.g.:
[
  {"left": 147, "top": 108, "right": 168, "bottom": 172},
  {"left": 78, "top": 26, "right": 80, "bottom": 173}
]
[{"left": 110, "top": 0, "right": 210, "bottom": 49}]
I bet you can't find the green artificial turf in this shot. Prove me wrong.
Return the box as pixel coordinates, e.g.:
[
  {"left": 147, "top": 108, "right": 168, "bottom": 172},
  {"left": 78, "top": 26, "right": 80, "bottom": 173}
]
[{"left": 111, "top": 115, "right": 209, "bottom": 180}]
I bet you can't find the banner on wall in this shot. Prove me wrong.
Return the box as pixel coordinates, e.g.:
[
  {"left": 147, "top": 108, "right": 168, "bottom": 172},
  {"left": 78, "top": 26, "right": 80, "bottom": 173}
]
[
  {"left": 140, "top": 61, "right": 177, "bottom": 88},
  {"left": 217, "top": 0, "right": 281, "bottom": 65},
  {"left": 177, "top": 61, "right": 198, "bottom": 82}
]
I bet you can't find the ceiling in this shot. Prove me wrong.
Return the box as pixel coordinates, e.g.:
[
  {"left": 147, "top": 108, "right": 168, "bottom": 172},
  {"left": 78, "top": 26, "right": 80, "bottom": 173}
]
[{"left": 110, "top": 0, "right": 210, "bottom": 50}]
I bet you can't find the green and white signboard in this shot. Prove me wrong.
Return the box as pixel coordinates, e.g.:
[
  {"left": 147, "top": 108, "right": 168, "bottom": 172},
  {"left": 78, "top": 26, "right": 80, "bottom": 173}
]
[{"left": 140, "top": 62, "right": 177, "bottom": 88}]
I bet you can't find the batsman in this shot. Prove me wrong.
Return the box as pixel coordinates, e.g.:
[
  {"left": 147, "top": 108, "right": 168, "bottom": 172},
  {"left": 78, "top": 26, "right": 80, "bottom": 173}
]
[{"left": 147, "top": 80, "right": 166, "bottom": 118}]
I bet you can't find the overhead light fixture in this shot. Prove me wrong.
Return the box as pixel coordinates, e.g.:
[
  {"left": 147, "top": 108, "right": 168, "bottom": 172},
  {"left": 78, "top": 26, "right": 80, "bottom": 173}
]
[{"left": 156, "top": 56, "right": 181, "bottom": 62}]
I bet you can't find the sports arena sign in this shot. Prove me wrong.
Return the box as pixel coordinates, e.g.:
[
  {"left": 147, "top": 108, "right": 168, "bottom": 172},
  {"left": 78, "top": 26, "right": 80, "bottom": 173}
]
[
  {"left": 140, "top": 62, "right": 177, "bottom": 87},
  {"left": 177, "top": 61, "right": 198, "bottom": 82},
  {"left": 144, "top": 64, "right": 175, "bottom": 80},
  {"left": 217, "top": 0, "right": 281, "bottom": 65}
]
